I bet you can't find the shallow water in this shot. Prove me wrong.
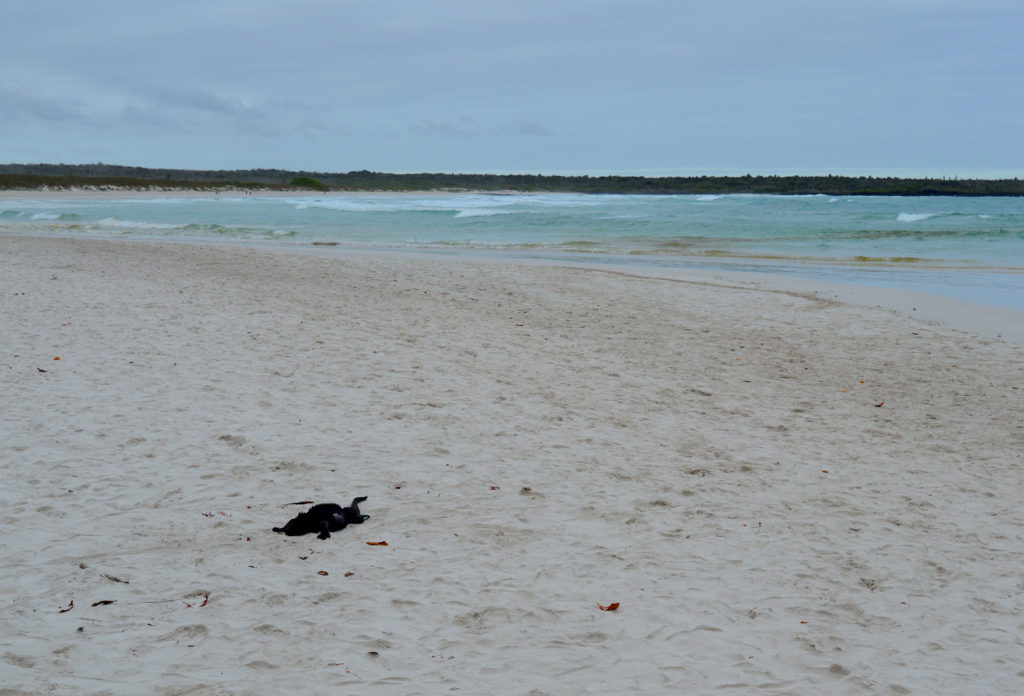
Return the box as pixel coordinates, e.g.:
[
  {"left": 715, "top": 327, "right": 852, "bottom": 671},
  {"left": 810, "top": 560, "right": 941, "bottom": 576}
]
[{"left": 3, "top": 192, "right": 1023, "bottom": 310}]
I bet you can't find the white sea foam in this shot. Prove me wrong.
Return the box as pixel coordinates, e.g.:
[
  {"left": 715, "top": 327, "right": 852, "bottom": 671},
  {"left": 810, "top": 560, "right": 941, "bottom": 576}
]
[
  {"left": 454, "top": 208, "right": 512, "bottom": 218},
  {"left": 95, "top": 217, "right": 180, "bottom": 230},
  {"left": 30, "top": 212, "right": 61, "bottom": 220},
  {"left": 696, "top": 195, "right": 723, "bottom": 201},
  {"left": 897, "top": 213, "right": 937, "bottom": 222}
]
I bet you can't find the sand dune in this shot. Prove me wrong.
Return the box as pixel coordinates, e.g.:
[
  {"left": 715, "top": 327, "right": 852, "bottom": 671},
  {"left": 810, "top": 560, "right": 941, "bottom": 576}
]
[{"left": 2, "top": 236, "right": 1022, "bottom": 694}]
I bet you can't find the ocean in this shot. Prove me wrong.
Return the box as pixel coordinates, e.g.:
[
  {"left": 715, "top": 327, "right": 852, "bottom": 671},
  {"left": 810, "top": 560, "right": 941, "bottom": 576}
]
[{"left": 3, "top": 192, "right": 1023, "bottom": 311}]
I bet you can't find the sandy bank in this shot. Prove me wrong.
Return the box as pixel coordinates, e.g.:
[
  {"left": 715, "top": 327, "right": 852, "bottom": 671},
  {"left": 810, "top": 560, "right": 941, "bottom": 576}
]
[
  {"left": 2, "top": 236, "right": 1022, "bottom": 694},
  {"left": 0, "top": 188, "right": 481, "bottom": 201}
]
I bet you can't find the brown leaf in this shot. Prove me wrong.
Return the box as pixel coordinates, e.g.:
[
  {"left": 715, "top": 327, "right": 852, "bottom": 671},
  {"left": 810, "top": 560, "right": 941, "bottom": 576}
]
[
  {"left": 875, "top": 402, "right": 885, "bottom": 407},
  {"left": 200, "top": 594, "right": 209, "bottom": 607},
  {"left": 344, "top": 572, "right": 355, "bottom": 577},
  {"left": 317, "top": 570, "right": 329, "bottom": 576},
  {"left": 597, "top": 602, "right": 620, "bottom": 611},
  {"left": 366, "top": 541, "right": 389, "bottom": 546},
  {"left": 91, "top": 600, "right": 116, "bottom": 607},
  {"left": 58, "top": 600, "right": 74, "bottom": 613}
]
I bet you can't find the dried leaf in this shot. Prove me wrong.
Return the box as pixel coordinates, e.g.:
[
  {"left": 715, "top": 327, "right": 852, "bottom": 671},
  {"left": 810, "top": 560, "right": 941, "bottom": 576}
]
[
  {"left": 200, "top": 594, "right": 209, "bottom": 607},
  {"left": 344, "top": 572, "right": 354, "bottom": 577},
  {"left": 91, "top": 600, "right": 116, "bottom": 607},
  {"left": 366, "top": 541, "right": 389, "bottom": 546},
  {"left": 597, "top": 602, "right": 620, "bottom": 611},
  {"left": 490, "top": 486, "right": 500, "bottom": 490},
  {"left": 875, "top": 402, "right": 885, "bottom": 407},
  {"left": 58, "top": 600, "right": 74, "bottom": 613},
  {"left": 317, "top": 570, "right": 329, "bottom": 576}
]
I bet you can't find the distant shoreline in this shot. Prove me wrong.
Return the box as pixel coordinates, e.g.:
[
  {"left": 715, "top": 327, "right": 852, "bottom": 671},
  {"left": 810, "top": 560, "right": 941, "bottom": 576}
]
[
  {"left": 2, "top": 164, "right": 1022, "bottom": 196},
  {"left": 0, "top": 187, "right": 488, "bottom": 200}
]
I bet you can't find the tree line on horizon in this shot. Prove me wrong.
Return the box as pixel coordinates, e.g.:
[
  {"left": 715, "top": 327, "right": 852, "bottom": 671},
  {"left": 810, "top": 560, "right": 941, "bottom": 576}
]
[{"left": 1, "top": 162, "right": 1022, "bottom": 196}]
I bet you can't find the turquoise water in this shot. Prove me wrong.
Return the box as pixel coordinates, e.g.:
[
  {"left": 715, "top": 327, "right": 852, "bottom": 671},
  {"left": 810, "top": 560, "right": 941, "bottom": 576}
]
[{"left": 3, "top": 192, "right": 1023, "bottom": 310}]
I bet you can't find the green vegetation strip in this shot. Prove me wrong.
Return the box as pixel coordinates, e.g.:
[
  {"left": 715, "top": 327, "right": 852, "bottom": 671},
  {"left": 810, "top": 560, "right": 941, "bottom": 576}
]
[{"left": 2, "top": 165, "right": 1022, "bottom": 196}]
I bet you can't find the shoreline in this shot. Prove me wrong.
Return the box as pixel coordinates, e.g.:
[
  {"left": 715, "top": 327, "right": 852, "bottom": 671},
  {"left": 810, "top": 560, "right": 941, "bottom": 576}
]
[
  {"left": 4, "top": 189, "right": 1023, "bottom": 321},
  {"left": 7, "top": 231, "right": 1023, "bottom": 343},
  {"left": 262, "top": 240, "right": 1024, "bottom": 343},
  {"left": 2, "top": 235, "right": 1022, "bottom": 693},
  {"left": 0, "top": 187, "right": 506, "bottom": 200}
]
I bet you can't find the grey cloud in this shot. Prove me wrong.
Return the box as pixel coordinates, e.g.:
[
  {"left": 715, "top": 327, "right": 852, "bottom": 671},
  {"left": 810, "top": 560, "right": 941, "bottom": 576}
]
[
  {"left": 509, "top": 120, "right": 552, "bottom": 137},
  {"left": 408, "top": 117, "right": 552, "bottom": 139},
  {"left": 1, "top": 0, "right": 1020, "bottom": 175},
  {"left": 0, "top": 84, "right": 87, "bottom": 123},
  {"left": 408, "top": 118, "right": 484, "bottom": 138}
]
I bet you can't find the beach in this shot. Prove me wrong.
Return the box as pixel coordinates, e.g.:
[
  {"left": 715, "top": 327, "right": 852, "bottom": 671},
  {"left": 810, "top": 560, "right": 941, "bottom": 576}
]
[{"left": 2, "top": 235, "right": 1022, "bottom": 694}]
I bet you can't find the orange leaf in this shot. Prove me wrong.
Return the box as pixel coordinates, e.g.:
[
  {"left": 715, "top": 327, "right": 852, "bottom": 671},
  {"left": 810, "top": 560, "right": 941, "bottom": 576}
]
[
  {"left": 53, "top": 356, "right": 61, "bottom": 361},
  {"left": 366, "top": 541, "right": 389, "bottom": 546},
  {"left": 597, "top": 602, "right": 620, "bottom": 611}
]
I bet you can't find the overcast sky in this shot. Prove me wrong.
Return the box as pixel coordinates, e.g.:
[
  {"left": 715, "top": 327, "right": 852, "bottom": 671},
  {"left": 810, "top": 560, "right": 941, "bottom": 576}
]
[{"left": 2, "top": 0, "right": 1021, "bottom": 176}]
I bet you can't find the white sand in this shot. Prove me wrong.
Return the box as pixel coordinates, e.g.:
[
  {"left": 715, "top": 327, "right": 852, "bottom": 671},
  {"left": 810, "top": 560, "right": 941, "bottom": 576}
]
[
  {"left": 0, "top": 188, "right": 461, "bottom": 201},
  {"left": 2, "top": 236, "right": 1022, "bottom": 695}
]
